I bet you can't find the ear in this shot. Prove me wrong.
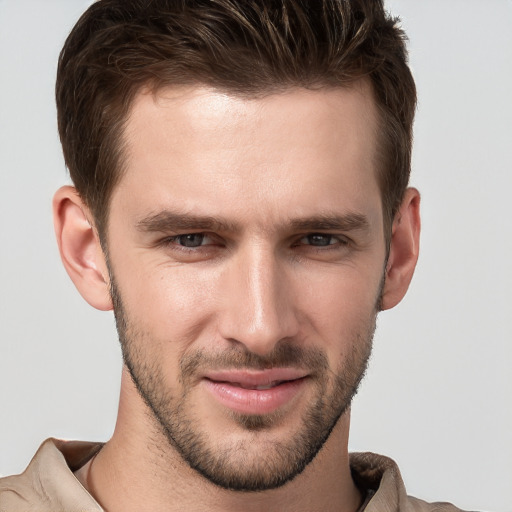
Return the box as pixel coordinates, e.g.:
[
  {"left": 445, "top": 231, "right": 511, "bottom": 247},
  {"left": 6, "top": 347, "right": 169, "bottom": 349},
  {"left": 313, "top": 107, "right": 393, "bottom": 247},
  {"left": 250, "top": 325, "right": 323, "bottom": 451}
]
[
  {"left": 381, "top": 187, "right": 421, "bottom": 311},
  {"left": 53, "top": 186, "right": 113, "bottom": 311}
]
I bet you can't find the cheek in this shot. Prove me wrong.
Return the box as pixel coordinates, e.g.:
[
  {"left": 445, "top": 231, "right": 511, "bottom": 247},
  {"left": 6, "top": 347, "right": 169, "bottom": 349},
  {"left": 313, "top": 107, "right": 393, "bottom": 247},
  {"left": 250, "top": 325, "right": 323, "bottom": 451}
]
[
  {"left": 118, "top": 262, "right": 222, "bottom": 344},
  {"left": 297, "top": 266, "right": 381, "bottom": 349}
]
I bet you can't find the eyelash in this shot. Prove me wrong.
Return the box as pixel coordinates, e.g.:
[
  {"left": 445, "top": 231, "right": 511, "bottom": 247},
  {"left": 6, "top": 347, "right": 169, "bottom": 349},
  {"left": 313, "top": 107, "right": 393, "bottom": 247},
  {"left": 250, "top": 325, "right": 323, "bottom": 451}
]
[
  {"left": 295, "top": 234, "right": 349, "bottom": 249},
  {"left": 161, "top": 232, "right": 350, "bottom": 251},
  {"left": 165, "top": 233, "right": 213, "bottom": 248}
]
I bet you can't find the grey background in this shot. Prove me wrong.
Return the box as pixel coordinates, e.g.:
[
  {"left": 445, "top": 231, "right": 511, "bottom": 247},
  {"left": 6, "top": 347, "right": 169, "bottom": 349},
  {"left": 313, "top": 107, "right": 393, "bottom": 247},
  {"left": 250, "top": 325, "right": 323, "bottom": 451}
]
[{"left": 1, "top": 1, "right": 511, "bottom": 511}]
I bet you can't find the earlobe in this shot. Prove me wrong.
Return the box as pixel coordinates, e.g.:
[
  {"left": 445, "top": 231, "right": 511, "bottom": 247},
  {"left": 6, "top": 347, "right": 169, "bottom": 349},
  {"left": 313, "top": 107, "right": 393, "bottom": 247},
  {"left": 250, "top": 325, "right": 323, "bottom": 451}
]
[
  {"left": 53, "top": 186, "right": 113, "bottom": 311},
  {"left": 380, "top": 187, "right": 421, "bottom": 311}
]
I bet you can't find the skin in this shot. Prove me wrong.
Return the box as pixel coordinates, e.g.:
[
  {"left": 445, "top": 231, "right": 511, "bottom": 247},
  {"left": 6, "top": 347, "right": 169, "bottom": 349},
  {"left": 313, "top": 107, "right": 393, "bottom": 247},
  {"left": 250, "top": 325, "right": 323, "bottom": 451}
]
[{"left": 54, "top": 82, "right": 420, "bottom": 512}]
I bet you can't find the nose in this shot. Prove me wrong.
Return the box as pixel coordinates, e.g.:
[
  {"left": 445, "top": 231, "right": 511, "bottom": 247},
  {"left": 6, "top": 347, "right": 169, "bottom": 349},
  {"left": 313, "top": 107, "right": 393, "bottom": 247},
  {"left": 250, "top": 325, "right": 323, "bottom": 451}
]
[{"left": 218, "top": 242, "right": 300, "bottom": 356}]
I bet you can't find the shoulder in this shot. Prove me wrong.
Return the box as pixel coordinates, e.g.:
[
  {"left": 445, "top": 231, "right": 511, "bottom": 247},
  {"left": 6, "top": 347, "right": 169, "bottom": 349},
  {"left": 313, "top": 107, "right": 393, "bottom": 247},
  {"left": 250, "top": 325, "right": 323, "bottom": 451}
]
[
  {"left": 405, "top": 495, "right": 471, "bottom": 512},
  {"left": 0, "top": 438, "right": 103, "bottom": 512},
  {"left": 350, "top": 452, "right": 473, "bottom": 512}
]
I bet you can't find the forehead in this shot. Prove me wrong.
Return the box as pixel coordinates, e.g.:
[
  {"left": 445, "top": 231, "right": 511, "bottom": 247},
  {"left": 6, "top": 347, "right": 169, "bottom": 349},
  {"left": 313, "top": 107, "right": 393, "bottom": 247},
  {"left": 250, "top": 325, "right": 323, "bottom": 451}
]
[
  {"left": 124, "top": 82, "right": 377, "bottom": 155},
  {"left": 115, "top": 83, "right": 381, "bottom": 229}
]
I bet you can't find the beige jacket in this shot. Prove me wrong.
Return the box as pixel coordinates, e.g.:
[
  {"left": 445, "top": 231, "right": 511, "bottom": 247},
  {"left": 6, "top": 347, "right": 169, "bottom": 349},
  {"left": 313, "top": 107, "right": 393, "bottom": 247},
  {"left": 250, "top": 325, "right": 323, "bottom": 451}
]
[{"left": 0, "top": 438, "right": 468, "bottom": 512}]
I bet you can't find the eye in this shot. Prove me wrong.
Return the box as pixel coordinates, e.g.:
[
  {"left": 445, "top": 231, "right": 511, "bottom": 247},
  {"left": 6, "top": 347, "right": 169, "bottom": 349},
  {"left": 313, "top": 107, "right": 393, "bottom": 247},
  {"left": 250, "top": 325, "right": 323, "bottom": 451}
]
[
  {"left": 175, "top": 233, "right": 208, "bottom": 248},
  {"left": 161, "top": 232, "right": 218, "bottom": 250},
  {"left": 300, "top": 234, "right": 340, "bottom": 247},
  {"left": 158, "top": 232, "right": 223, "bottom": 262}
]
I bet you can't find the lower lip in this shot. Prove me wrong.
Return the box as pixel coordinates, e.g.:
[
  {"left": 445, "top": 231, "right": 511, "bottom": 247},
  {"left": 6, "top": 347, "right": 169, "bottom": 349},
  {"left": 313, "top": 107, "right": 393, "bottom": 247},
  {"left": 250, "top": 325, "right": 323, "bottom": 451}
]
[{"left": 203, "top": 378, "right": 307, "bottom": 415}]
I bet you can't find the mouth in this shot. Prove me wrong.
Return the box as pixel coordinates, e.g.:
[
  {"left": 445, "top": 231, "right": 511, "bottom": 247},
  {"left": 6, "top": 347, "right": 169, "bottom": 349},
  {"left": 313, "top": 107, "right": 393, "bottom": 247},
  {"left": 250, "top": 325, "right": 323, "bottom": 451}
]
[
  {"left": 202, "top": 369, "right": 308, "bottom": 415},
  {"left": 231, "top": 380, "right": 287, "bottom": 390}
]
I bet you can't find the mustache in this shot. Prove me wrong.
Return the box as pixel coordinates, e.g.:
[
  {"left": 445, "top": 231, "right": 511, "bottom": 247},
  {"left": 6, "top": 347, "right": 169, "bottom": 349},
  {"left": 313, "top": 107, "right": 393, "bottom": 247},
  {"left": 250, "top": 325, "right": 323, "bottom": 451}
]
[{"left": 180, "top": 344, "right": 329, "bottom": 378}]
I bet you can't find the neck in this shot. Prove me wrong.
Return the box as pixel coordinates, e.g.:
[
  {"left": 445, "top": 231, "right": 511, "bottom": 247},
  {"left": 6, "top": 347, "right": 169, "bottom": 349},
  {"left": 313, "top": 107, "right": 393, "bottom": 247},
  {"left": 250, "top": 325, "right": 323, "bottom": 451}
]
[{"left": 79, "top": 369, "right": 361, "bottom": 512}]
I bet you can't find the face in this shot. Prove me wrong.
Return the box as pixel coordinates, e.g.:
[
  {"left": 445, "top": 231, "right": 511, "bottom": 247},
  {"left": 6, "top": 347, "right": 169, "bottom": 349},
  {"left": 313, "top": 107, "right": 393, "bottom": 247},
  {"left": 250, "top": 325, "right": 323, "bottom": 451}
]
[{"left": 106, "top": 84, "right": 387, "bottom": 491}]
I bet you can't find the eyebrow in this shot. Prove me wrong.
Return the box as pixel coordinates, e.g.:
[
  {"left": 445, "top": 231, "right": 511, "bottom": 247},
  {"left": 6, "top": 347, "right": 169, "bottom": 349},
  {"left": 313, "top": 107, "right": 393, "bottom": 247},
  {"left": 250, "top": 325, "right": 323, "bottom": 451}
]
[
  {"left": 289, "top": 213, "right": 370, "bottom": 233},
  {"left": 137, "top": 211, "right": 240, "bottom": 233},
  {"left": 136, "top": 210, "right": 370, "bottom": 234}
]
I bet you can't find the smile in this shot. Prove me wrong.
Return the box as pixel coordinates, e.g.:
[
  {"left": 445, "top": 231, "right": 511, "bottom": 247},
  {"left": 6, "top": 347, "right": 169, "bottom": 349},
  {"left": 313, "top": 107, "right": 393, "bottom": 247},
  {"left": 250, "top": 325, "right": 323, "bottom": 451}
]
[
  {"left": 202, "top": 369, "right": 308, "bottom": 415},
  {"left": 224, "top": 380, "right": 285, "bottom": 390}
]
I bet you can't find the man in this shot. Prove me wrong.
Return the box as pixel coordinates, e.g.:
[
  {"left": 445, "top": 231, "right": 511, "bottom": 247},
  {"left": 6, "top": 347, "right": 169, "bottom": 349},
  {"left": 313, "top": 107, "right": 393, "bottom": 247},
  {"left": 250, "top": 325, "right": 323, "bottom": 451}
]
[{"left": 0, "top": 1, "right": 466, "bottom": 510}]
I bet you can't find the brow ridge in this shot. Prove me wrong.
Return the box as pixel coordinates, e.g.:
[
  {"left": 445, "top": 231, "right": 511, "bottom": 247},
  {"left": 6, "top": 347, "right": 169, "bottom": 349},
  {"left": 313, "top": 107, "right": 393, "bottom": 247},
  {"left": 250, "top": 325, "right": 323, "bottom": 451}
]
[{"left": 136, "top": 210, "right": 370, "bottom": 234}]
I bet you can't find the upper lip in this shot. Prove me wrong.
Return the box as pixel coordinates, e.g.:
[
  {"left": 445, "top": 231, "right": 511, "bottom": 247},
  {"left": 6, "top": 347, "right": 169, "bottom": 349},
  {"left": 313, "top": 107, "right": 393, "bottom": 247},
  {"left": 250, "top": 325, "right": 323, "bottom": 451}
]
[{"left": 204, "top": 368, "right": 308, "bottom": 387}]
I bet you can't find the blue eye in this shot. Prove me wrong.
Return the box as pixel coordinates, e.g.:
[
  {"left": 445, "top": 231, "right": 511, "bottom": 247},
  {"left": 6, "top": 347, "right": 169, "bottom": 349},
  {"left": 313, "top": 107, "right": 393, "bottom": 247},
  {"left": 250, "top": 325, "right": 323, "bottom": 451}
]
[
  {"left": 303, "top": 234, "right": 336, "bottom": 246},
  {"left": 176, "top": 234, "right": 206, "bottom": 247}
]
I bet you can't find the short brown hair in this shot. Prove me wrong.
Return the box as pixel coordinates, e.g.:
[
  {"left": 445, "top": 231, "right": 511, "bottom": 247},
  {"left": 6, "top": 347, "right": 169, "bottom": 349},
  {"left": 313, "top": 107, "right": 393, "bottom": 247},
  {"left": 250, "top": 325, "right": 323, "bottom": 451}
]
[{"left": 56, "top": 0, "right": 416, "bottom": 239}]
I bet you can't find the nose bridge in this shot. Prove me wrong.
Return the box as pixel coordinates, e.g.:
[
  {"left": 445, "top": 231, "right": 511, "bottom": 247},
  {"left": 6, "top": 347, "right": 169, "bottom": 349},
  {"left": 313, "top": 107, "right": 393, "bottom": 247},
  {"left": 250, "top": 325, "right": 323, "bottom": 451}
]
[{"left": 220, "top": 240, "right": 297, "bottom": 355}]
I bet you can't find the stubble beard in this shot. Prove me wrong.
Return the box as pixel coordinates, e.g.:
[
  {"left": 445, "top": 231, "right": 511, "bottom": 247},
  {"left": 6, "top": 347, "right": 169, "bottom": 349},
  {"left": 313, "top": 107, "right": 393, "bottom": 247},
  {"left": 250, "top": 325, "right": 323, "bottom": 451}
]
[{"left": 110, "top": 276, "right": 376, "bottom": 492}]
